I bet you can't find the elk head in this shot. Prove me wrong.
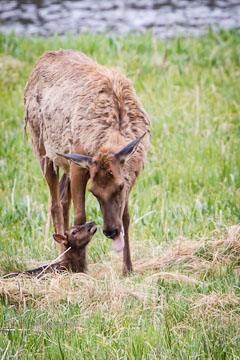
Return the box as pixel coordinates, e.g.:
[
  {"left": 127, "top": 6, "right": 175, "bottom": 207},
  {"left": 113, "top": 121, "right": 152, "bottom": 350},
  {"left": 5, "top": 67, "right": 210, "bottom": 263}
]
[
  {"left": 57, "top": 134, "right": 145, "bottom": 252},
  {"left": 53, "top": 222, "right": 97, "bottom": 249}
]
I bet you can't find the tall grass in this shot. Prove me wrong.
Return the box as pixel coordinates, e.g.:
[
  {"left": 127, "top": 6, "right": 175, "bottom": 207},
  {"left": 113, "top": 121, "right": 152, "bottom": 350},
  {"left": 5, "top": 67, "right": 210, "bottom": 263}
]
[{"left": 0, "top": 29, "right": 240, "bottom": 358}]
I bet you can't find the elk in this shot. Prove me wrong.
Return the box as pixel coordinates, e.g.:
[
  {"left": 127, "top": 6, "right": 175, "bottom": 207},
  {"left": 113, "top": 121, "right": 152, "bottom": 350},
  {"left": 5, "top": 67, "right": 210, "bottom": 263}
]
[
  {"left": 24, "top": 49, "right": 150, "bottom": 275},
  {"left": 3, "top": 222, "right": 97, "bottom": 278}
]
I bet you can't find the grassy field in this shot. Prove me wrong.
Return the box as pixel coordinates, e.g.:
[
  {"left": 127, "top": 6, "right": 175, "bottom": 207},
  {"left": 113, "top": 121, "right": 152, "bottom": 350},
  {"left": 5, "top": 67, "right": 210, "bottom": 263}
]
[{"left": 0, "top": 29, "right": 240, "bottom": 358}]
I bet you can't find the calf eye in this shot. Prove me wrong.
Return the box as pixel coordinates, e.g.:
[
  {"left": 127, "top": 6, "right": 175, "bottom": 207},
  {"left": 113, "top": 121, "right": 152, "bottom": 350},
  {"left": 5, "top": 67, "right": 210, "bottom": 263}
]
[
  {"left": 72, "top": 230, "right": 78, "bottom": 235},
  {"left": 119, "top": 184, "right": 124, "bottom": 192}
]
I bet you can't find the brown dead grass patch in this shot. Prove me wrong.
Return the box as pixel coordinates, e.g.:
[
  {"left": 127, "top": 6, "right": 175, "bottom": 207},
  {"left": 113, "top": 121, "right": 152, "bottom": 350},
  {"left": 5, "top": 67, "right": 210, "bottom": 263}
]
[
  {"left": 191, "top": 291, "right": 240, "bottom": 320},
  {"left": 0, "top": 55, "right": 24, "bottom": 69},
  {"left": 0, "top": 225, "right": 240, "bottom": 315},
  {"left": 0, "top": 55, "right": 25, "bottom": 85}
]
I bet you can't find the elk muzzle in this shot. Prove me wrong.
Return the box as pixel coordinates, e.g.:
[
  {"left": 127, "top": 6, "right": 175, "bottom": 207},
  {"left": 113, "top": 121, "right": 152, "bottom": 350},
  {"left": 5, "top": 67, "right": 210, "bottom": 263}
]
[
  {"left": 87, "top": 221, "right": 98, "bottom": 234},
  {"left": 103, "top": 226, "right": 125, "bottom": 253}
]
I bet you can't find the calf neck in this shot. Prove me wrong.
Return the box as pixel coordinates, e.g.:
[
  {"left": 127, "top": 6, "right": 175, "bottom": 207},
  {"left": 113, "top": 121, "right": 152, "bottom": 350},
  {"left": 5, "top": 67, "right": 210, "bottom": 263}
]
[{"left": 4, "top": 222, "right": 97, "bottom": 278}]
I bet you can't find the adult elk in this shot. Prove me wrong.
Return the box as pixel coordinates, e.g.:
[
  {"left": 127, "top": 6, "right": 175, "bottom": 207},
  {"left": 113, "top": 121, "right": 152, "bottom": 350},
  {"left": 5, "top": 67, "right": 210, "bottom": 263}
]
[{"left": 24, "top": 50, "right": 150, "bottom": 275}]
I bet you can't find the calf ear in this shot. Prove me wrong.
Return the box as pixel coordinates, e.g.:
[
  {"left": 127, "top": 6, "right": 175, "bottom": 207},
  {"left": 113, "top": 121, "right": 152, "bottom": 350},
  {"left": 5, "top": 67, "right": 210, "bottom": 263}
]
[
  {"left": 56, "top": 153, "right": 92, "bottom": 169},
  {"left": 53, "top": 234, "right": 68, "bottom": 245},
  {"left": 115, "top": 133, "right": 146, "bottom": 164}
]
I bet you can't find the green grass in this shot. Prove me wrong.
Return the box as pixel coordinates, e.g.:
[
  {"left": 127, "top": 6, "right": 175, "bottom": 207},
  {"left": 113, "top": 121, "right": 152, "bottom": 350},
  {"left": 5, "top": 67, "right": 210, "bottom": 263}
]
[{"left": 0, "top": 28, "right": 240, "bottom": 358}]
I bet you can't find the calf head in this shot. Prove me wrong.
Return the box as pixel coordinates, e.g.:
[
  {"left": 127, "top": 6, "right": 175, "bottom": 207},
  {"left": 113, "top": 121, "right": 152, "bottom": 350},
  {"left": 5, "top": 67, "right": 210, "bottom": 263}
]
[
  {"left": 53, "top": 222, "right": 97, "bottom": 249},
  {"left": 57, "top": 134, "right": 145, "bottom": 252}
]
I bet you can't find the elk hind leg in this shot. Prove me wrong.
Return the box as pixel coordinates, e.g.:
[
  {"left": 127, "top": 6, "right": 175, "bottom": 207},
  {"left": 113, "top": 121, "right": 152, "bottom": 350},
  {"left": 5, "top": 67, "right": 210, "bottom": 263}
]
[
  {"left": 27, "top": 121, "right": 64, "bottom": 253},
  {"left": 60, "top": 173, "right": 71, "bottom": 230},
  {"left": 44, "top": 159, "right": 65, "bottom": 253}
]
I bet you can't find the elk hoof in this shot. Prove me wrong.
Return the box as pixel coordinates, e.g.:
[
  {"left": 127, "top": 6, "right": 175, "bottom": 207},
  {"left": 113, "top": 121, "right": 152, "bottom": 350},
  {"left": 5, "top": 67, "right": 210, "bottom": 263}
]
[{"left": 122, "top": 264, "right": 133, "bottom": 276}]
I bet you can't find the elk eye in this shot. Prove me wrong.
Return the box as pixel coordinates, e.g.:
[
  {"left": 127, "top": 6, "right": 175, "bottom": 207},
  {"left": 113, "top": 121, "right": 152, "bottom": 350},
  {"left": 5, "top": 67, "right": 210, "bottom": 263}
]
[
  {"left": 119, "top": 184, "right": 124, "bottom": 192},
  {"left": 72, "top": 230, "right": 78, "bottom": 235}
]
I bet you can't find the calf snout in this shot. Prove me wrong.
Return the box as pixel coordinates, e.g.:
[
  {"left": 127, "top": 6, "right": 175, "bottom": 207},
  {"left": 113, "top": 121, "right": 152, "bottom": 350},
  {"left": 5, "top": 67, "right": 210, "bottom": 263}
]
[
  {"left": 103, "top": 229, "right": 118, "bottom": 239},
  {"left": 87, "top": 221, "right": 97, "bottom": 234}
]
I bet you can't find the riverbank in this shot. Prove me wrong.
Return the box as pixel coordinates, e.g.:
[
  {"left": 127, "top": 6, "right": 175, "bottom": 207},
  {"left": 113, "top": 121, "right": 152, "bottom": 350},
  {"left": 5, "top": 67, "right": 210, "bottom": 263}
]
[{"left": 0, "top": 30, "right": 240, "bottom": 358}]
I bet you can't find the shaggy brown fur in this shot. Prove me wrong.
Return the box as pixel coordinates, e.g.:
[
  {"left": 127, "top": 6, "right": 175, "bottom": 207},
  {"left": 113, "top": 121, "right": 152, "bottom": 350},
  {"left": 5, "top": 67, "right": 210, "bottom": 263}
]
[
  {"left": 4, "top": 222, "right": 97, "bottom": 278},
  {"left": 24, "top": 50, "right": 150, "bottom": 275}
]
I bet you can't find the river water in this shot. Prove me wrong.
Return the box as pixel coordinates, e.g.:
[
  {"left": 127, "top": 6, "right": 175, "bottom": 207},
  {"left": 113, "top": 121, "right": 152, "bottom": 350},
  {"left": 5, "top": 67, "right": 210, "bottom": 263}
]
[{"left": 0, "top": 0, "right": 240, "bottom": 38}]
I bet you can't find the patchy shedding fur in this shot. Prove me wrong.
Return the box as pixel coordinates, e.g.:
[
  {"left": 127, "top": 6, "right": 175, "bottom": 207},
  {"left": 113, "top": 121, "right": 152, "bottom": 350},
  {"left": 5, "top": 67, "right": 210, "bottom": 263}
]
[
  {"left": 24, "top": 50, "right": 150, "bottom": 173},
  {"left": 24, "top": 50, "right": 151, "bottom": 275}
]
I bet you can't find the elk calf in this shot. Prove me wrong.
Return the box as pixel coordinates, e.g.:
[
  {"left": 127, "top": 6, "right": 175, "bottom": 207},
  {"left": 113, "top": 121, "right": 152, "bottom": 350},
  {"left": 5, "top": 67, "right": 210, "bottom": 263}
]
[{"left": 3, "top": 222, "right": 97, "bottom": 278}]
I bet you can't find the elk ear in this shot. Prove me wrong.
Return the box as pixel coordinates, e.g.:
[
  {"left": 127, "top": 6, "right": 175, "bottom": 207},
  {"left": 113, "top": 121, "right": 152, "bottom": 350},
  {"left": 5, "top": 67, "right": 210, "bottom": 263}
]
[
  {"left": 53, "top": 234, "right": 68, "bottom": 245},
  {"left": 56, "top": 153, "right": 92, "bottom": 169},
  {"left": 115, "top": 133, "right": 146, "bottom": 164}
]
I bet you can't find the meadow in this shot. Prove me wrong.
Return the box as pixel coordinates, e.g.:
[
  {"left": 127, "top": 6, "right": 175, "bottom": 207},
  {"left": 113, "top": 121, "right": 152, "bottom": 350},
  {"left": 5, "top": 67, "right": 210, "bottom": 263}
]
[{"left": 0, "top": 29, "right": 240, "bottom": 358}]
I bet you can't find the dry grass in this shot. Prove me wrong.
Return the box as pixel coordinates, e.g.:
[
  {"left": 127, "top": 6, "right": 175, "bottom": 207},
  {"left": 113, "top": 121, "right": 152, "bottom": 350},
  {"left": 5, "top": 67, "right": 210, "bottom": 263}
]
[
  {"left": 1, "top": 225, "right": 239, "bottom": 321},
  {"left": 192, "top": 291, "right": 239, "bottom": 319},
  {"left": 1, "top": 30, "right": 240, "bottom": 357}
]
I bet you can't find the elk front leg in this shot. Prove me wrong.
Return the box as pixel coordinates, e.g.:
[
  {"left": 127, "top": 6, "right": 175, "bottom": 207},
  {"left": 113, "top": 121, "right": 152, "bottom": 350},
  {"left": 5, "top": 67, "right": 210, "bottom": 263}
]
[
  {"left": 71, "top": 164, "right": 89, "bottom": 225},
  {"left": 122, "top": 202, "right": 133, "bottom": 276}
]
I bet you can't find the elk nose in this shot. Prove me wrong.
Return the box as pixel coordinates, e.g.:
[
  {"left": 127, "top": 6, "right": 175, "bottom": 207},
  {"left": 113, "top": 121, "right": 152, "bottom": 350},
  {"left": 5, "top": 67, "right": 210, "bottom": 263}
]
[
  {"left": 103, "top": 229, "right": 118, "bottom": 239},
  {"left": 87, "top": 221, "right": 97, "bottom": 228}
]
